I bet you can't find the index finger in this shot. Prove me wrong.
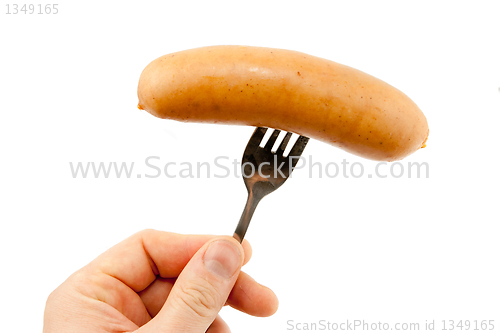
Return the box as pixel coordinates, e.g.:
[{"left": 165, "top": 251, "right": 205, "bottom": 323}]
[{"left": 88, "top": 229, "right": 252, "bottom": 293}]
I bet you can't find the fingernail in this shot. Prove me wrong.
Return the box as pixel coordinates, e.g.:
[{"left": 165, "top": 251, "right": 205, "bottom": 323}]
[{"left": 204, "top": 240, "right": 241, "bottom": 279}]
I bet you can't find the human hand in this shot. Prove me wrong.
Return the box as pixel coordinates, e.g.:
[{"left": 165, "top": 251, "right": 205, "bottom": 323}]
[{"left": 43, "top": 230, "right": 278, "bottom": 332}]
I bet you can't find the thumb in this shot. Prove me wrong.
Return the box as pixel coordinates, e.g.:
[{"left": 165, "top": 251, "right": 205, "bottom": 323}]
[{"left": 142, "top": 236, "right": 244, "bottom": 333}]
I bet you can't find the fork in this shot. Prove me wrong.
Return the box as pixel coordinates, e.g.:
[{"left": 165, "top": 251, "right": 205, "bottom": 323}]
[{"left": 232, "top": 127, "right": 309, "bottom": 243}]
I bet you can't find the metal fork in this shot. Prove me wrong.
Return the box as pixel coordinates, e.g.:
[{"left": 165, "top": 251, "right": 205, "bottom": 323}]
[{"left": 232, "top": 127, "right": 309, "bottom": 243}]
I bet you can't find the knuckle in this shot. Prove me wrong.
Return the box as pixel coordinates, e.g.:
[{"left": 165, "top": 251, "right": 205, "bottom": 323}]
[
  {"left": 134, "top": 229, "right": 157, "bottom": 243},
  {"left": 137, "top": 228, "right": 156, "bottom": 237},
  {"left": 175, "top": 279, "right": 222, "bottom": 318}
]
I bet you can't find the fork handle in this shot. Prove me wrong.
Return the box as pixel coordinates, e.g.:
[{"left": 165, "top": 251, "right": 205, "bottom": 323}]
[{"left": 233, "top": 192, "right": 261, "bottom": 243}]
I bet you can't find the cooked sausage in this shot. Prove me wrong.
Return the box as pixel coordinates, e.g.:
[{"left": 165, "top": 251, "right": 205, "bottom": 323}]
[{"left": 137, "top": 45, "right": 428, "bottom": 161}]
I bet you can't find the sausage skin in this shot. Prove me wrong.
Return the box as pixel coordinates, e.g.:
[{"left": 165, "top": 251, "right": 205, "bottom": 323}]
[{"left": 137, "top": 45, "right": 428, "bottom": 161}]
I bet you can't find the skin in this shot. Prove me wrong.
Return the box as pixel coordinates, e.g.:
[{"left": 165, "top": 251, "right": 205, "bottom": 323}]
[
  {"left": 137, "top": 45, "right": 428, "bottom": 162},
  {"left": 43, "top": 230, "right": 279, "bottom": 333}
]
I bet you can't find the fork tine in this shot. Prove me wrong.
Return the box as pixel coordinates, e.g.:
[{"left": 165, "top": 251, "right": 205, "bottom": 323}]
[
  {"left": 288, "top": 135, "right": 309, "bottom": 159},
  {"left": 276, "top": 132, "right": 293, "bottom": 156},
  {"left": 247, "top": 127, "right": 268, "bottom": 149},
  {"left": 264, "top": 129, "right": 281, "bottom": 150}
]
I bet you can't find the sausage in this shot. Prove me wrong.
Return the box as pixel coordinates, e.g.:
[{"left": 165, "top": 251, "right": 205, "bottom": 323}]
[{"left": 137, "top": 45, "right": 428, "bottom": 161}]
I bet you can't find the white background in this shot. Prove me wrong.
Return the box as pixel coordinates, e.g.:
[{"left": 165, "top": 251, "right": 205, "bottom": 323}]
[{"left": 1, "top": 1, "right": 499, "bottom": 332}]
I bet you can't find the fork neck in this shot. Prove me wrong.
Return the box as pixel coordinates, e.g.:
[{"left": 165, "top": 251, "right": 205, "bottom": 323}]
[{"left": 233, "top": 191, "right": 263, "bottom": 243}]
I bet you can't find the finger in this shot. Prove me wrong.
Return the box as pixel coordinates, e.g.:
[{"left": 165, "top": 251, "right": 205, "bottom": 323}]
[
  {"left": 227, "top": 271, "right": 279, "bottom": 317},
  {"left": 141, "top": 236, "right": 243, "bottom": 333},
  {"left": 139, "top": 270, "right": 278, "bottom": 318},
  {"left": 206, "top": 315, "right": 231, "bottom": 333},
  {"left": 138, "top": 277, "right": 175, "bottom": 317},
  {"left": 241, "top": 238, "right": 252, "bottom": 264},
  {"left": 91, "top": 230, "right": 252, "bottom": 293}
]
